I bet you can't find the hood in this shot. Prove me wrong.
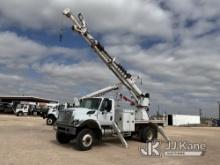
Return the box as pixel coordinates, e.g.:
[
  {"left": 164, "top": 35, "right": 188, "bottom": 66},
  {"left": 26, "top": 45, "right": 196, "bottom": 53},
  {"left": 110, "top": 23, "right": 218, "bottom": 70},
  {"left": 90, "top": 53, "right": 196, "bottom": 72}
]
[
  {"left": 72, "top": 107, "right": 97, "bottom": 120},
  {"left": 72, "top": 107, "right": 95, "bottom": 114}
]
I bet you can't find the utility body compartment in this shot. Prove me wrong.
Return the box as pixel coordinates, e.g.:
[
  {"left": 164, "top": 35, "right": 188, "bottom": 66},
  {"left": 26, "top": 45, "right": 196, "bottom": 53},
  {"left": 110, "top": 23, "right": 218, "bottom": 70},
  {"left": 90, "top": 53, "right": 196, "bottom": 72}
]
[{"left": 115, "top": 109, "right": 135, "bottom": 132}]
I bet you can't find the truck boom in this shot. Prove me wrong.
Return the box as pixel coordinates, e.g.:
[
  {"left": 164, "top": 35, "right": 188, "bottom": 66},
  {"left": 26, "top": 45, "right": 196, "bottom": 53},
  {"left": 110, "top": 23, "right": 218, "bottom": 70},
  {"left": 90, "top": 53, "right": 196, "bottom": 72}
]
[
  {"left": 63, "top": 8, "right": 150, "bottom": 120},
  {"left": 81, "top": 83, "right": 121, "bottom": 99}
]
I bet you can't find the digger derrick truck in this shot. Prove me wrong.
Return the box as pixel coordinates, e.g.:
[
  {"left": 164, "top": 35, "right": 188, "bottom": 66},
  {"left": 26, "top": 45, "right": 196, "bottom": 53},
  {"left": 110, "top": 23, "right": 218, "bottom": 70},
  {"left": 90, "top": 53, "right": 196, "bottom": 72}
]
[{"left": 56, "top": 8, "right": 169, "bottom": 151}]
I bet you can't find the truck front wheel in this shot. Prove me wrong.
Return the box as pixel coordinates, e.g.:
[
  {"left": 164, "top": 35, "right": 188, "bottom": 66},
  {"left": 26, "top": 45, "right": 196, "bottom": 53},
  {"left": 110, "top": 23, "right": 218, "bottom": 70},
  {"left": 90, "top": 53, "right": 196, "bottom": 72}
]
[
  {"left": 56, "top": 132, "right": 71, "bottom": 144},
  {"left": 76, "top": 129, "right": 94, "bottom": 151},
  {"left": 16, "top": 112, "right": 23, "bottom": 116},
  {"left": 46, "top": 116, "right": 56, "bottom": 125},
  {"left": 140, "top": 126, "right": 158, "bottom": 142}
]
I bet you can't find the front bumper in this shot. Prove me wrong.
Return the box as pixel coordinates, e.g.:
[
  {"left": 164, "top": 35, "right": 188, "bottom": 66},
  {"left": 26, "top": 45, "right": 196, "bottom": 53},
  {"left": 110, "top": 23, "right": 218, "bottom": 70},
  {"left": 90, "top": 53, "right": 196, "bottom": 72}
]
[{"left": 56, "top": 123, "right": 77, "bottom": 135}]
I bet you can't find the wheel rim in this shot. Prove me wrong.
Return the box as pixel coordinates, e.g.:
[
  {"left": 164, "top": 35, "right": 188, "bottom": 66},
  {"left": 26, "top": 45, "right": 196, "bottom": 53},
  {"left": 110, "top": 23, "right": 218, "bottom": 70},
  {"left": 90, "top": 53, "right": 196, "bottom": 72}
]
[
  {"left": 47, "top": 118, "right": 53, "bottom": 125},
  {"left": 82, "top": 134, "right": 93, "bottom": 147},
  {"left": 146, "top": 130, "right": 153, "bottom": 140}
]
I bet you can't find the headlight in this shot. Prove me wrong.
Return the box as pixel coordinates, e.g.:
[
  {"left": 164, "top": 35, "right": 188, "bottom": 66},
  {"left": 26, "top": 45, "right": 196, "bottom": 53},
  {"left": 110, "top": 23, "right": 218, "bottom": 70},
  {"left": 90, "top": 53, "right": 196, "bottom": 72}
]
[{"left": 72, "top": 119, "right": 79, "bottom": 126}]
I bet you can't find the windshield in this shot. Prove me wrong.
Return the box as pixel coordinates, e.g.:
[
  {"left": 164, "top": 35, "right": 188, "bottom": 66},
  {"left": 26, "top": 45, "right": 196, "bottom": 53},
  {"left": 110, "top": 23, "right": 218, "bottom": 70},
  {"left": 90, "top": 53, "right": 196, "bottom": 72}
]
[{"left": 79, "top": 98, "right": 102, "bottom": 110}]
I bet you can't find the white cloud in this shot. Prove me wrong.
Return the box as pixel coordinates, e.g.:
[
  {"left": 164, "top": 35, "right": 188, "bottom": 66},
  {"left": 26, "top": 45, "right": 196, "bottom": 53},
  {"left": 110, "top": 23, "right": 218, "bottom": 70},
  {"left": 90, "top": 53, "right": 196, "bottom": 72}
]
[
  {"left": 0, "top": 73, "right": 22, "bottom": 81},
  {"left": 0, "top": 31, "right": 91, "bottom": 69},
  {"left": 0, "top": 0, "right": 172, "bottom": 38},
  {"left": 0, "top": 31, "right": 117, "bottom": 101},
  {"left": 166, "top": 0, "right": 220, "bottom": 20},
  {"left": 102, "top": 31, "right": 220, "bottom": 116},
  {"left": 33, "top": 61, "right": 115, "bottom": 85}
]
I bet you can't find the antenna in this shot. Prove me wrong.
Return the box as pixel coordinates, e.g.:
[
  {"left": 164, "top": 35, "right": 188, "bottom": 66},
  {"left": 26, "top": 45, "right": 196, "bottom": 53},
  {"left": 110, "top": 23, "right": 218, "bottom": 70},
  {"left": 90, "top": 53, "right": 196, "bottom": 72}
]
[
  {"left": 58, "top": 11, "right": 65, "bottom": 42},
  {"left": 59, "top": 28, "right": 64, "bottom": 42}
]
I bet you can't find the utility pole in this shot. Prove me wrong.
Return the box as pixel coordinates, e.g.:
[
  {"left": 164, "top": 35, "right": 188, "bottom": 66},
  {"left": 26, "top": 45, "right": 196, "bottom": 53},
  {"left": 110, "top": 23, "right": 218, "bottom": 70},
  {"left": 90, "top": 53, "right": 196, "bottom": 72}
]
[
  {"left": 157, "top": 104, "right": 160, "bottom": 118},
  {"left": 199, "top": 108, "right": 202, "bottom": 118},
  {"left": 218, "top": 102, "right": 220, "bottom": 120}
]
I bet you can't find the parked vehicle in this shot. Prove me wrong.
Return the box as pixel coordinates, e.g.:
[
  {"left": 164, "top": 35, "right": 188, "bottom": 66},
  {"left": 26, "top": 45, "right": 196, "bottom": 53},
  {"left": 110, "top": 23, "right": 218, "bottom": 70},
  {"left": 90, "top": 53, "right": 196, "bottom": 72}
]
[
  {"left": 44, "top": 103, "right": 68, "bottom": 125},
  {"left": 55, "top": 9, "right": 169, "bottom": 151},
  {"left": 45, "top": 106, "right": 59, "bottom": 125},
  {"left": 212, "top": 119, "right": 220, "bottom": 127},
  {"left": 15, "top": 102, "right": 36, "bottom": 116},
  {"left": 0, "top": 102, "right": 15, "bottom": 114}
]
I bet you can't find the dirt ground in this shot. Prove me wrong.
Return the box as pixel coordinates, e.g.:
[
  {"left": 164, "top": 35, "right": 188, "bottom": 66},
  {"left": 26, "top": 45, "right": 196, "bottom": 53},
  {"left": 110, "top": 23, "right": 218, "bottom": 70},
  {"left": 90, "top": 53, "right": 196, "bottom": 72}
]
[{"left": 0, "top": 115, "right": 219, "bottom": 165}]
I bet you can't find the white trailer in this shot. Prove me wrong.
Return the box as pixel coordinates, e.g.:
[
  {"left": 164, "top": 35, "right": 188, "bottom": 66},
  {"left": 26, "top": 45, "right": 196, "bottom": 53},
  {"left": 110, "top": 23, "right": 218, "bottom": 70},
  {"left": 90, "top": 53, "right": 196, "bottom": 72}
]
[{"left": 168, "top": 114, "right": 200, "bottom": 126}]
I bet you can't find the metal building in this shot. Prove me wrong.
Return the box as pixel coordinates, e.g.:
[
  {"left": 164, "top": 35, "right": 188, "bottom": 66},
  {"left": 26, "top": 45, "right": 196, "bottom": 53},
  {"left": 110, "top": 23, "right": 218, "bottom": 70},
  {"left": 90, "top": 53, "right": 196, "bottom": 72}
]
[
  {"left": 0, "top": 96, "right": 58, "bottom": 113},
  {"left": 168, "top": 114, "right": 201, "bottom": 126}
]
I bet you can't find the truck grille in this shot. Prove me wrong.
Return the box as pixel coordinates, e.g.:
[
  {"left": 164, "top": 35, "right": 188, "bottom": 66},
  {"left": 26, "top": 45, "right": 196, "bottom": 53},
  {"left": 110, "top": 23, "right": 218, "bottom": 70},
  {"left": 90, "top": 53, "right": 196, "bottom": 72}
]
[{"left": 58, "top": 110, "right": 73, "bottom": 123}]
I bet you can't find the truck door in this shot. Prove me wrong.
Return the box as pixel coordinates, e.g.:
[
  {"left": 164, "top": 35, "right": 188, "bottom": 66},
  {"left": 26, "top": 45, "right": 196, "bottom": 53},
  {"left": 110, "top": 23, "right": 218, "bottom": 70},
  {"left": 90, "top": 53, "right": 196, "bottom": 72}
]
[
  {"left": 23, "top": 105, "right": 29, "bottom": 113},
  {"left": 98, "top": 98, "right": 113, "bottom": 126}
]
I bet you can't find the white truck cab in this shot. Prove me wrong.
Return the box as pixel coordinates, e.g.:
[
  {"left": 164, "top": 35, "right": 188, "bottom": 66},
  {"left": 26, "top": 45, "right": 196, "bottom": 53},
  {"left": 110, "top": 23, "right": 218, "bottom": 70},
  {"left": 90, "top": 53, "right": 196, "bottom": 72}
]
[
  {"left": 16, "top": 104, "right": 29, "bottom": 116},
  {"left": 72, "top": 97, "right": 114, "bottom": 126},
  {"left": 45, "top": 103, "right": 68, "bottom": 125},
  {"left": 46, "top": 106, "right": 59, "bottom": 125},
  {"left": 15, "top": 102, "right": 36, "bottom": 116}
]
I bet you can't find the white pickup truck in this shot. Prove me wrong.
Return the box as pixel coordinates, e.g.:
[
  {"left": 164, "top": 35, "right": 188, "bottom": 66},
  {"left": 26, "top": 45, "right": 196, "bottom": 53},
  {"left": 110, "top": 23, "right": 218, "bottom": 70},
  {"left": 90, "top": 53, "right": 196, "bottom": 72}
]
[
  {"left": 15, "top": 102, "right": 36, "bottom": 116},
  {"left": 44, "top": 103, "right": 69, "bottom": 125}
]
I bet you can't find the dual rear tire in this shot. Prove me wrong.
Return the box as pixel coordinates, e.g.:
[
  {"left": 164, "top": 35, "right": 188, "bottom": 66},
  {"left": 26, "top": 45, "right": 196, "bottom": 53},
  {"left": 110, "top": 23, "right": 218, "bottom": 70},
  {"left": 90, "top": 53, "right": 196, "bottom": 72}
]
[{"left": 139, "top": 125, "right": 158, "bottom": 142}]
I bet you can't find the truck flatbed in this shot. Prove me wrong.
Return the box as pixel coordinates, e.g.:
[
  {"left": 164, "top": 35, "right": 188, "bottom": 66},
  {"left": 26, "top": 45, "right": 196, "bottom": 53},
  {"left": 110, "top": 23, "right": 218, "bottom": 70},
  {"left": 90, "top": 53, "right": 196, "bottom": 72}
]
[{"left": 135, "top": 119, "right": 166, "bottom": 126}]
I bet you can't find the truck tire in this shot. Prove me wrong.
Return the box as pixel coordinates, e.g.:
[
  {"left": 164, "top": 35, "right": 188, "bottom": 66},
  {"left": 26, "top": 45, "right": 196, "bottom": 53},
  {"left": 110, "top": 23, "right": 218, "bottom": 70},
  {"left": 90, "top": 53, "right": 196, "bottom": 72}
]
[
  {"left": 56, "top": 132, "right": 71, "bottom": 144},
  {"left": 140, "top": 126, "right": 158, "bottom": 142},
  {"left": 75, "top": 129, "right": 94, "bottom": 151},
  {"left": 46, "top": 116, "right": 56, "bottom": 125},
  {"left": 16, "top": 112, "right": 23, "bottom": 116}
]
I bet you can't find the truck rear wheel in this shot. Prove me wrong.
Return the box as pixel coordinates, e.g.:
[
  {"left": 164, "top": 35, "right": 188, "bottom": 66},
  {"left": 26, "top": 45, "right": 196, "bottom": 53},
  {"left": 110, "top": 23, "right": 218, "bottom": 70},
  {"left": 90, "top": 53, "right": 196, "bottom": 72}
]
[
  {"left": 56, "top": 132, "right": 71, "bottom": 144},
  {"left": 140, "top": 126, "right": 158, "bottom": 142},
  {"left": 75, "top": 129, "right": 94, "bottom": 151}
]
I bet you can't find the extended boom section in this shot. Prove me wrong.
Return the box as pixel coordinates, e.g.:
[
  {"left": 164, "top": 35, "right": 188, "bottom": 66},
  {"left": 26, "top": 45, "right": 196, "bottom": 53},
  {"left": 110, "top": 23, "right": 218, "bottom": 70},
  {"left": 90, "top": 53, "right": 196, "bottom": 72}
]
[{"left": 63, "top": 8, "right": 149, "bottom": 120}]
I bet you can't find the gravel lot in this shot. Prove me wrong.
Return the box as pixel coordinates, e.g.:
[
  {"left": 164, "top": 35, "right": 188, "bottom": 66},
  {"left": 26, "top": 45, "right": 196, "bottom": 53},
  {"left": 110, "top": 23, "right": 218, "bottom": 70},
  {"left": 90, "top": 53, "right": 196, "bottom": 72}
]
[{"left": 0, "top": 115, "right": 219, "bottom": 165}]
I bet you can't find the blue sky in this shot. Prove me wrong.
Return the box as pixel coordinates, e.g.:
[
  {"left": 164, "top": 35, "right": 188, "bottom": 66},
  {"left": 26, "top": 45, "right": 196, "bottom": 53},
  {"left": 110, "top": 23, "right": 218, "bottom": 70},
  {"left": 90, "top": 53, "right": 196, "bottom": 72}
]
[{"left": 0, "top": 0, "right": 220, "bottom": 117}]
